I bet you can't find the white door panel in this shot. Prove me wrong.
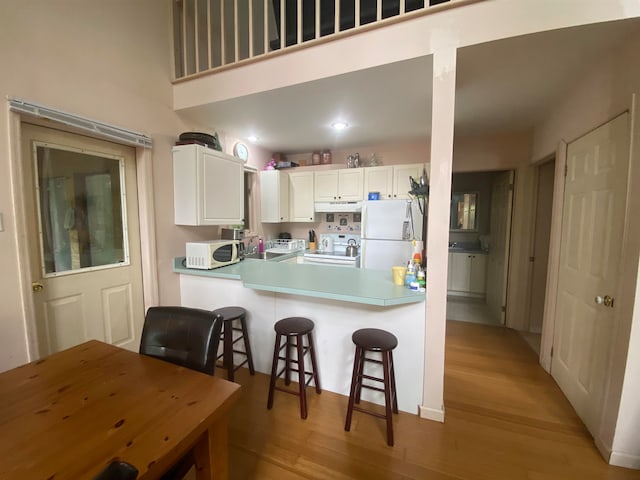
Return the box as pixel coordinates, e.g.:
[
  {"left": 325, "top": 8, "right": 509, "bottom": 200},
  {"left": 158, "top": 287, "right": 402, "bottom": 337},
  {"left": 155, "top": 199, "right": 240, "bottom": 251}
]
[
  {"left": 22, "top": 124, "right": 145, "bottom": 356},
  {"left": 551, "top": 113, "right": 629, "bottom": 435}
]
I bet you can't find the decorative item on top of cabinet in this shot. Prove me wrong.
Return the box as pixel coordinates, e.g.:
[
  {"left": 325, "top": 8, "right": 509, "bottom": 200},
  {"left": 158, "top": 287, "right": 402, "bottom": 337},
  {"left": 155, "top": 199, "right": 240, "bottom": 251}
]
[
  {"left": 288, "top": 172, "right": 315, "bottom": 222},
  {"left": 260, "top": 170, "right": 289, "bottom": 223},
  {"left": 172, "top": 144, "right": 244, "bottom": 226}
]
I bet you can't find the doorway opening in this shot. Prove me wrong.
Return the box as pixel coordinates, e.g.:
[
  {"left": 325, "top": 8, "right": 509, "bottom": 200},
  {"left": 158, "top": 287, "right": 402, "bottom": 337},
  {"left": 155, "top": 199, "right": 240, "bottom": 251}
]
[{"left": 446, "top": 170, "right": 514, "bottom": 327}]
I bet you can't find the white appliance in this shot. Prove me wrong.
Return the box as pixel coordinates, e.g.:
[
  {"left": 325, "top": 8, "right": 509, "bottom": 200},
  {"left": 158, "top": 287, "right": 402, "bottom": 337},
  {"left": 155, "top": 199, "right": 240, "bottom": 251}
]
[
  {"left": 318, "top": 234, "right": 335, "bottom": 253},
  {"left": 185, "top": 240, "right": 240, "bottom": 269},
  {"left": 303, "top": 234, "right": 361, "bottom": 268},
  {"left": 361, "top": 200, "right": 424, "bottom": 271}
]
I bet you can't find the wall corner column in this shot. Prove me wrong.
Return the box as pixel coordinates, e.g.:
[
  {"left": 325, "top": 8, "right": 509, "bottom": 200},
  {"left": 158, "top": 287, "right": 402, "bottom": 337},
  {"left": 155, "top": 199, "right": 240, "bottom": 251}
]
[{"left": 421, "top": 47, "right": 457, "bottom": 423}]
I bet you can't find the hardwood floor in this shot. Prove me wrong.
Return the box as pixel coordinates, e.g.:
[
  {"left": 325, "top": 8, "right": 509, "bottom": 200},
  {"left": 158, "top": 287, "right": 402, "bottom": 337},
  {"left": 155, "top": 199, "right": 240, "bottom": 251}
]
[{"left": 220, "top": 321, "right": 640, "bottom": 479}]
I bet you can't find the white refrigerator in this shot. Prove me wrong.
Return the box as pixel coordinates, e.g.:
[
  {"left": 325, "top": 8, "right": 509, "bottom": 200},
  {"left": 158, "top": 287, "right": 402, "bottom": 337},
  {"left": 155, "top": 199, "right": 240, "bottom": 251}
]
[{"left": 361, "top": 199, "right": 424, "bottom": 271}]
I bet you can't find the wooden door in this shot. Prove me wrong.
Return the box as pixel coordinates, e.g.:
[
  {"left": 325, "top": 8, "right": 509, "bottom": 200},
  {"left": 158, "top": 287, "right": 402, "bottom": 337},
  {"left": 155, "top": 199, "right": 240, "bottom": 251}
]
[
  {"left": 486, "top": 171, "right": 514, "bottom": 324},
  {"left": 551, "top": 114, "right": 629, "bottom": 435},
  {"left": 22, "top": 124, "right": 145, "bottom": 356}
]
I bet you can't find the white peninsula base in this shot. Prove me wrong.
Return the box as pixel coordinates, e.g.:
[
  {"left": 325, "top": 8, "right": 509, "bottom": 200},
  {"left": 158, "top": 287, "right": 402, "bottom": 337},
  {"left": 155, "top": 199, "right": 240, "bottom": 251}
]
[{"left": 179, "top": 274, "right": 426, "bottom": 414}]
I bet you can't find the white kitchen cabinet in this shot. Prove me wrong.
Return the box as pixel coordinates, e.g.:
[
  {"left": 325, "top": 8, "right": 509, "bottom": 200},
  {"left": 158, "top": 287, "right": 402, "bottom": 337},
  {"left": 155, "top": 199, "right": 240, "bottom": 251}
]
[
  {"left": 314, "top": 170, "right": 338, "bottom": 201},
  {"left": 314, "top": 169, "right": 364, "bottom": 202},
  {"left": 363, "top": 166, "right": 394, "bottom": 199},
  {"left": 393, "top": 163, "right": 425, "bottom": 199},
  {"left": 447, "top": 252, "right": 487, "bottom": 296},
  {"left": 173, "top": 144, "right": 244, "bottom": 225},
  {"left": 288, "top": 171, "right": 315, "bottom": 222},
  {"left": 260, "top": 170, "right": 289, "bottom": 223}
]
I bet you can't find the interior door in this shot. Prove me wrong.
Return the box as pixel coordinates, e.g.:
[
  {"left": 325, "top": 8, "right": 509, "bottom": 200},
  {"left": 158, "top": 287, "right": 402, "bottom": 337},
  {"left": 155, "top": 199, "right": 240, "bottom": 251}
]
[
  {"left": 486, "top": 171, "right": 514, "bottom": 324},
  {"left": 21, "top": 123, "right": 145, "bottom": 356},
  {"left": 551, "top": 113, "right": 630, "bottom": 435}
]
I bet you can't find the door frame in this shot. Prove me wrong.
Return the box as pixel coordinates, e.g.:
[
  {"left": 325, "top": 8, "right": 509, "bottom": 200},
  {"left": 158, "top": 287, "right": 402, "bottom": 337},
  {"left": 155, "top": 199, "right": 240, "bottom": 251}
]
[{"left": 8, "top": 112, "right": 159, "bottom": 361}]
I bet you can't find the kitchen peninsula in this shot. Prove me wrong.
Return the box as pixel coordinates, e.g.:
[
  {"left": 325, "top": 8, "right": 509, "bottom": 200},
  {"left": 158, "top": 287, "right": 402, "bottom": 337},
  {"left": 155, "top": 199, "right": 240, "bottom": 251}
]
[{"left": 174, "top": 257, "right": 426, "bottom": 413}]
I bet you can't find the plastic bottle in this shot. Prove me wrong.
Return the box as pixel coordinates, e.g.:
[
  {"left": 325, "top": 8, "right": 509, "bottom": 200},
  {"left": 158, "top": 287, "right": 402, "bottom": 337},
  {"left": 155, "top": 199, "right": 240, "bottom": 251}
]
[
  {"left": 258, "top": 237, "right": 264, "bottom": 253},
  {"left": 417, "top": 269, "right": 426, "bottom": 291},
  {"left": 404, "top": 261, "right": 416, "bottom": 287}
]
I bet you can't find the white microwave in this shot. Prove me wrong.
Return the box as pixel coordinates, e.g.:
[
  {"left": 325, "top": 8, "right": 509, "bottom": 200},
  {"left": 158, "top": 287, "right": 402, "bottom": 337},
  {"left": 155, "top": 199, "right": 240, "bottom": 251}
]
[{"left": 185, "top": 240, "right": 240, "bottom": 269}]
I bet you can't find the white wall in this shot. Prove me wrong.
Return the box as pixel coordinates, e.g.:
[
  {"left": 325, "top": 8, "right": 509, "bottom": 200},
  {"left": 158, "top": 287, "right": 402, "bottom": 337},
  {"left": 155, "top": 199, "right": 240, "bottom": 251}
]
[
  {"left": 0, "top": 1, "right": 275, "bottom": 372},
  {"left": 530, "top": 28, "right": 640, "bottom": 467}
]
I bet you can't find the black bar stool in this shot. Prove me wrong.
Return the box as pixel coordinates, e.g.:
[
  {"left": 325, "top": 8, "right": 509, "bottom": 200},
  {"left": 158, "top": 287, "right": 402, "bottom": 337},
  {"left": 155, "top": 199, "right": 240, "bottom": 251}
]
[
  {"left": 267, "top": 317, "right": 321, "bottom": 419},
  {"left": 344, "top": 328, "right": 398, "bottom": 446},
  {"left": 214, "top": 306, "right": 255, "bottom": 382}
]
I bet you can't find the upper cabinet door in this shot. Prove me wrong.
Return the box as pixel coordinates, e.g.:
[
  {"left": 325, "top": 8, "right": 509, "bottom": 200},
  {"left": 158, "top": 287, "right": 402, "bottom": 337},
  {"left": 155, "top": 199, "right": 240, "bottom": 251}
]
[
  {"left": 363, "top": 166, "right": 393, "bottom": 200},
  {"left": 173, "top": 144, "right": 244, "bottom": 225},
  {"left": 289, "top": 172, "right": 315, "bottom": 222},
  {"left": 338, "top": 169, "right": 364, "bottom": 201},
  {"left": 260, "top": 170, "right": 289, "bottom": 223},
  {"left": 393, "top": 164, "right": 423, "bottom": 199},
  {"left": 314, "top": 170, "right": 339, "bottom": 201}
]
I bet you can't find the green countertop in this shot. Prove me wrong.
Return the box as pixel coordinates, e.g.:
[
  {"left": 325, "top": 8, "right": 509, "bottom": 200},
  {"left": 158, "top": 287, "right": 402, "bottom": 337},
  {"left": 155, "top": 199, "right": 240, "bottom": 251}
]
[{"left": 173, "top": 257, "right": 425, "bottom": 307}]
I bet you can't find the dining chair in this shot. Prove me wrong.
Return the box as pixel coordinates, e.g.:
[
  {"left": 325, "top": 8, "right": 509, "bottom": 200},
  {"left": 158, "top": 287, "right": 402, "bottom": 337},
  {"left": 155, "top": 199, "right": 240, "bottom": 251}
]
[
  {"left": 139, "top": 306, "right": 224, "bottom": 376},
  {"left": 139, "top": 306, "right": 224, "bottom": 479},
  {"left": 93, "top": 460, "right": 138, "bottom": 480}
]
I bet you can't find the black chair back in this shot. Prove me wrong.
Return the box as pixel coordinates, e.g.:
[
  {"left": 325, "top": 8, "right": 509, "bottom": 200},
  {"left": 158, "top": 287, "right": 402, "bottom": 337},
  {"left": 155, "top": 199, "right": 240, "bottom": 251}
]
[
  {"left": 93, "top": 461, "right": 138, "bottom": 480},
  {"left": 139, "top": 306, "right": 223, "bottom": 375}
]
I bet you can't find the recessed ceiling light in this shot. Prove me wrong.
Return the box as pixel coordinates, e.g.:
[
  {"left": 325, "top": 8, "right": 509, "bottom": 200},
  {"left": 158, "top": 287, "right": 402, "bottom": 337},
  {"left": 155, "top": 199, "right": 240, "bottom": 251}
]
[
  {"left": 248, "top": 135, "right": 259, "bottom": 142},
  {"left": 331, "top": 121, "right": 349, "bottom": 131}
]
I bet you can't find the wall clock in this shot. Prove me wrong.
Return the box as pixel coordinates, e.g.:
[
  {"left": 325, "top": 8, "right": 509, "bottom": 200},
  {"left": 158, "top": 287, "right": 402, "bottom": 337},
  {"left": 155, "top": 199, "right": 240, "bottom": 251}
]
[{"left": 233, "top": 142, "right": 249, "bottom": 162}]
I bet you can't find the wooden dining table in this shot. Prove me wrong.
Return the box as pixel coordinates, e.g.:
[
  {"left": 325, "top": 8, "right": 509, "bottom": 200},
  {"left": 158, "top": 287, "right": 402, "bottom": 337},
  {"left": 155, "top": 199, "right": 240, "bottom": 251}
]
[{"left": 0, "top": 340, "right": 241, "bottom": 479}]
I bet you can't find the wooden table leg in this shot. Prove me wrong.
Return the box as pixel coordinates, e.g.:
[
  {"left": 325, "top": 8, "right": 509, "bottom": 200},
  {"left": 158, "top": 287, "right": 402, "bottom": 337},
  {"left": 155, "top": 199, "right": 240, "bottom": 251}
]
[{"left": 193, "top": 418, "right": 229, "bottom": 480}]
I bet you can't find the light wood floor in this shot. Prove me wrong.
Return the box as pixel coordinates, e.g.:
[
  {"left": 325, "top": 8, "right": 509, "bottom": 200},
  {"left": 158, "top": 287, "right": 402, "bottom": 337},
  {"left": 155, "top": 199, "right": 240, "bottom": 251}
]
[{"left": 220, "top": 321, "right": 640, "bottom": 479}]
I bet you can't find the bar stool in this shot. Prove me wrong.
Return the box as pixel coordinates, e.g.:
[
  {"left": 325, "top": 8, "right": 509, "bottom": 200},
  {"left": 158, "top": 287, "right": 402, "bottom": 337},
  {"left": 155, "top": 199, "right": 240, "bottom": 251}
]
[
  {"left": 344, "top": 328, "right": 398, "bottom": 446},
  {"left": 267, "top": 317, "right": 321, "bottom": 419},
  {"left": 214, "top": 306, "right": 255, "bottom": 382}
]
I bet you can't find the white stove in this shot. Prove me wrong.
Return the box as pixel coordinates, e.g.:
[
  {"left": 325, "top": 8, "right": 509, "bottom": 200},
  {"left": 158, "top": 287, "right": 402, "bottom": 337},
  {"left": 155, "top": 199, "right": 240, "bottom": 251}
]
[{"left": 303, "top": 233, "right": 361, "bottom": 267}]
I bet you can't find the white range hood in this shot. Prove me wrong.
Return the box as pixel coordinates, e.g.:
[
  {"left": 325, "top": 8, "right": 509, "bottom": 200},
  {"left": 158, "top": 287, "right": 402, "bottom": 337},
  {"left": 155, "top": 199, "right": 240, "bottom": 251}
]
[{"left": 314, "top": 201, "right": 362, "bottom": 213}]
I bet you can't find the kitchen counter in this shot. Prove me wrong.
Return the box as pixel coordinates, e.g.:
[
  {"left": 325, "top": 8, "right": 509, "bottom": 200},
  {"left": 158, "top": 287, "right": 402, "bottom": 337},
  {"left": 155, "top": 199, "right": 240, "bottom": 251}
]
[
  {"left": 173, "top": 256, "right": 424, "bottom": 306},
  {"left": 175, "top": 256, "right": 426, "bottom": 414}
]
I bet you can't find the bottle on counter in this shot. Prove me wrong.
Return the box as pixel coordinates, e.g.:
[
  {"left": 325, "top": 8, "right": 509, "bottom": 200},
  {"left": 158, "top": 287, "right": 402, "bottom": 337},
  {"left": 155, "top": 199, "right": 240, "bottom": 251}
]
[
  {"left": 417, "top": 269, "right": 426, "bottom": 291},
  {"left": 404, "top": 261, "right": 416, "bottom": 287},
  {"left": 258, "top": 237, "right": 264, "bottom": 253}
]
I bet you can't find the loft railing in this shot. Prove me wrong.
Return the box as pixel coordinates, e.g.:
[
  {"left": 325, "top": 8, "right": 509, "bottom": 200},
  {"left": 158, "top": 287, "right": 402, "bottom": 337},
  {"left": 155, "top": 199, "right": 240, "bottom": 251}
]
[{"left": 172, "top": 0, "right": 467, "bottom": 81}]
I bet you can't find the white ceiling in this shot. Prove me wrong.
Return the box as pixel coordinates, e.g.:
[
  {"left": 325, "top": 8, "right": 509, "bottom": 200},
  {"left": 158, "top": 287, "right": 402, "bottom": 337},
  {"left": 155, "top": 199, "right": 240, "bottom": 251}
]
[{"left": 178, "top": 19, "right": 640, "bottom": 155}]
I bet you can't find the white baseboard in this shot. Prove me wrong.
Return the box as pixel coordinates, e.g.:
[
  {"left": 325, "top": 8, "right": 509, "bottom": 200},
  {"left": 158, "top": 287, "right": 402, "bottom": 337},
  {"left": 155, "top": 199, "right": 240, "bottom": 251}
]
[
  {"left": 419, "top": 405, "right": 445, "bottom": 422},
  {"left": 609, "top": 451, "right": 640, "bottom": 470}
]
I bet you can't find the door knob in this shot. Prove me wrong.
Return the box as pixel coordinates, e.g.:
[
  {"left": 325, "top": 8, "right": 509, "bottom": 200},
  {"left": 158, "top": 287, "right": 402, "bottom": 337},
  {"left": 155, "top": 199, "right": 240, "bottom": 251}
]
[
  {"left": 32, "top": 281, "right": 44, "bottom": 292},
  {"left": 594, "top": 295, "right": 614, "bottom": 307}
]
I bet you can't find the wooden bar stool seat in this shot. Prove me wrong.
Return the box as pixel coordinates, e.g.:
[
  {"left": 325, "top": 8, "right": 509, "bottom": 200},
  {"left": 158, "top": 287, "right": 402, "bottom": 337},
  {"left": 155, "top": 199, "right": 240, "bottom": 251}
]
[
  {"left": 267, "top": 317, "right": 321, "bottom": 419},
  {"left": 214, "top": 306, "right": 255, "bottom": 382},
  {"left": 344, "top": 328, "right": 399, "bottom": 446}
]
